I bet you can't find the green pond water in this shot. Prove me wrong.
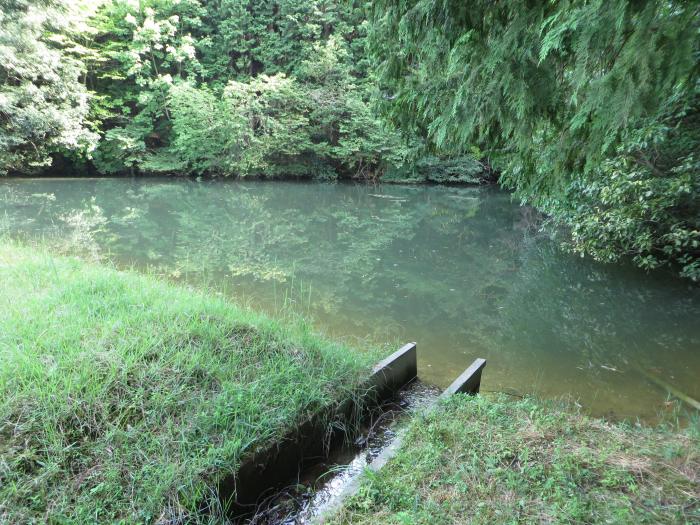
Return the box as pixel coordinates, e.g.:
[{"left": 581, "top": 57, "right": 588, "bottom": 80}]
[{"left": 2, "top": 177, "right": 699, "bottom": 420}]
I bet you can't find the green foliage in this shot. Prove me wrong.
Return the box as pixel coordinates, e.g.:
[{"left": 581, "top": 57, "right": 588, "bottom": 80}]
[
  {"left": 195, "top": 0, "right": 367, "bottom": 85},
  {"left": 297, "top": 36, "right": 408, "bottom": 180},
  {"left": 384, "top": 154, "right": 487, "bottom": 184},
  {"left": 167, "top": 82, "right": 240, "bottom": 175},
  {"left": 545, "top": 97, "right": 700, "bottom": 280},
  {"left": 223, "top": 74, "right": 315, "bottom": 177},
  {"left": 87, "top": 0, "right": 203, "bottom": 174},
  {"left": 165, "top": 31, "right": 407, "bottom": 179},
  {"left": 2, "top": 0, "right": 485, "bottom": 182},
  {"left": 81, "top": 0, "right": 415, "bottom": 179},
  {"left": 0, "top": 0, "right": 97, "bottom": 174},
  {"left": 371, "top": 0, "right": 700, "bottom": 278}
]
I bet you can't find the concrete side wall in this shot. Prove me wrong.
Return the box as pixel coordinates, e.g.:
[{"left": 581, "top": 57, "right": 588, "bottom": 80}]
[
  {"left": 367, "top": 342, "right": 417, "bottom": 401},
  {"left": 224, "top": 342, "right": 419, "bottom": 510},
  {"left": 440, "top": 358, "right": 486, "bottom": 397}
]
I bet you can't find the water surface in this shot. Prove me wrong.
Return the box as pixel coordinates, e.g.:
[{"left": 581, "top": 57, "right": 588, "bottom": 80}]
[{"left": 2, "top": 178, "right": 698, "bottom": 420}]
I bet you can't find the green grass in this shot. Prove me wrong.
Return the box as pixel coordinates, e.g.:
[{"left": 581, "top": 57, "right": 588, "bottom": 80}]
[
  {"left": 331, "top": 395, "right": 700, "bottom": 525},
  {"left": 0, "top": 244, "right": 379, "bottom": 524}
]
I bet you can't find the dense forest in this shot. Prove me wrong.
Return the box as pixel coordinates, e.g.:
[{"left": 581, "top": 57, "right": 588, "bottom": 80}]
[
  {"left": 0, "top": 0, "right": 698, "bottom": 279},
  {"left": 1, "top": 0, "right": 480, "bottom": 182}
]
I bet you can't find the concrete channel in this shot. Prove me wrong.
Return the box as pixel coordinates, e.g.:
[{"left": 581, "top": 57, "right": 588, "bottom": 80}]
[
  {"left": 222, "top": 343, "right": 419, "bottom": 517},
  {"left": 223, "top": 343, "right": 486, "bottom": 523},
  {"left": 310, "top": 356, "right": 486, "bottom": 523}
]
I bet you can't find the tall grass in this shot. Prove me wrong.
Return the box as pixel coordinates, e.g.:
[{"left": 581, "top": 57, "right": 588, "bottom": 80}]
[{"left": 0, "top": 243, "right": 378, "bottom": 523}]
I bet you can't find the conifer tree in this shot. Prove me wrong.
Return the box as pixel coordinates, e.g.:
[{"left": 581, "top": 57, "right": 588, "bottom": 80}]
[{"left": 371, "top": 0, "right": 700, "bottom": 279}]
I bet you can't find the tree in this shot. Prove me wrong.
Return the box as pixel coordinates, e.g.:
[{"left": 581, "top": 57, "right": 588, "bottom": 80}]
[
  {"left": 0, "top": 0, "right": 97, "bottom": 174},
  {"left": 86, "top": 0, "right": 203, "bottom": 173},
  {"left": 371, "top": 0, "right": 700, "bottom": 279},
  {"left": 87, "top": 0, "right": 409, "bottom": 179}
]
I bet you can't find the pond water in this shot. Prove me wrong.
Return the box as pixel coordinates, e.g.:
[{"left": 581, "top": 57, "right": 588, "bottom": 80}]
[{"left": 2, "top": 177, "right": 699, "bottom": 420}]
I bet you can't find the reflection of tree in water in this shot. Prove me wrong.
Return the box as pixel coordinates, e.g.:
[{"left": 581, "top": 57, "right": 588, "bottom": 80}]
[
  {"left": 494, "top": 239, "right": 700, "bottom": 378},
  {"left": 4, "top": 180, "right": 420, "bottom": 322},
  {"left": 150, "top": 184, "right": 421, "bottom": 315},
  {"left": 1, "top": 179, "right": 518, "bottom": 324},
  {"left": 2, "top": 179, "right": 699, "bottom": 398},
  {"left": 0, "top": 180, "right": 532, "bottom": 329},
  {"left": 377, "top": 189, "right": 530, "bottom": 349}
]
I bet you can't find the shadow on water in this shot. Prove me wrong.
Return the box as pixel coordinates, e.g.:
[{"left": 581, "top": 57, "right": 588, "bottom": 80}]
[{"left": 1, "top": 177, "right": 699, "bottom": 421}]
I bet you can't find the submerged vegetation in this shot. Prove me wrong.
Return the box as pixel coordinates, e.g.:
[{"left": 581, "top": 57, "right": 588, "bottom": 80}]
[
  {"left": 0, "top": 243, "right": 378, "bottom": 523},
  {"left": 331, "top": 395, "right": 700, "bottom": 524}
]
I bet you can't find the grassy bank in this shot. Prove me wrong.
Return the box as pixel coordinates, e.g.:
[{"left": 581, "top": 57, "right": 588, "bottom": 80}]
[
  {"left": 0, "top": 244, "right": 378, "bottom": 523},
  {"left": 331, "top": 395, "right": 699, "bottom": 524}
]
